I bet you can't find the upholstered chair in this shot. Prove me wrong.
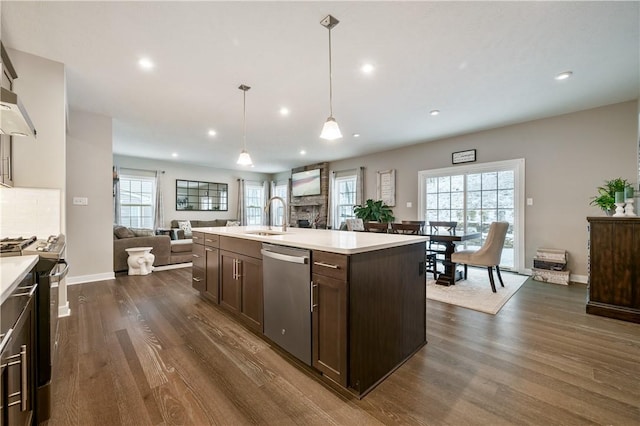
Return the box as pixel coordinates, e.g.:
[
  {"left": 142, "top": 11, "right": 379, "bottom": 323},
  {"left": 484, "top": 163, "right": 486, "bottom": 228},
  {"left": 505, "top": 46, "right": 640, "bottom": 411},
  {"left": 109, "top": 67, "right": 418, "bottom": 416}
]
[{"left": 451, "top": 221, "right": 509, "bottom": 293}]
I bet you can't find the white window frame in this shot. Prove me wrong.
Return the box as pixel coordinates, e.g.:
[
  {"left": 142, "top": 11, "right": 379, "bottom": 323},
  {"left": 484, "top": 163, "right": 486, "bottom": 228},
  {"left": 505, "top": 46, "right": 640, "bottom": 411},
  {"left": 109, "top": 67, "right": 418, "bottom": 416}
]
[
  {"left": 271, "top": 181, "right": 288, "bottom": 226},
  {"left": 418, "top": 158, "right": 525, "bottom": 273},
  {"left": 331, "top": 174, "right": 358, "bottom": 229},
  {"left": 245, "top": 181, "right": 265, "bottom": 226},
  {"left": 119, "top": 174, "right": 156, "bottom": 229}
]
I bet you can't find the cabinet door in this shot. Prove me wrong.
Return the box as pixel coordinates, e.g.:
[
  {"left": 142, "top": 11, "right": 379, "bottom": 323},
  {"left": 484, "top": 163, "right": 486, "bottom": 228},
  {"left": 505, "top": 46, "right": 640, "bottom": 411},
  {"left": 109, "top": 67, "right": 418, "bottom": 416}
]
[
  {"left": 205, "top": 247, "right": 219, "bottom": 303},
  {"left": 220, "top": 251, "right": 241, "bottom": 313},
  {"left": 311, "top": 273, "right": 348, "bottom": 387},
  {"left": 1, "top": 296, "right": 35, "bottom": 426},
  {"left": 238, "top": 255, "right": 263, "bottom": 333},
  {"left": 192, "top": 243, "right": 206, "bottom": 292}
]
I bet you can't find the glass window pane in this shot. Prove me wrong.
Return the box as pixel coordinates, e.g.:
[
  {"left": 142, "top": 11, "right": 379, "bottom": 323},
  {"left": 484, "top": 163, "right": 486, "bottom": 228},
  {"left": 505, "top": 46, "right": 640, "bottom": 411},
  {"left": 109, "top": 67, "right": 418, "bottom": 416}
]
[
  {"left": 451, "top": 192, "right": 464, "bottom": 209},
  {"left": 481, "top": 190, "right": 497, "bottom": 208},
  {"left": 438, "top": 176, "right": 450, "bottom": 193},
  {"left": 482, "top": 172, "right": 498, "bottom": 190},
  {"left": 467, "top": 191, "right": 481, "bottom": 209},
  {"left": 437, "top": 210, "right": 451, "bottom": 221},
  {"left": 498, "top": 189, "right": 514, "bottom": 208},
  {"left": 498, "top": 171, "right": 514, "bottom": 189},
  {"left": 438, "top": 193, "right": 450, "bottom": 210},
  {"left": 426, "top": 193, "right": 438, "bottom": 209},
  {"left": 451, "top": 175, "right": 464, "bottom": 192},
  {"left": 426, "top": 177, "right": 437, "bottom": 193},
  {"left": 467, "top": 174, "right": 481, "bottom": 191}
]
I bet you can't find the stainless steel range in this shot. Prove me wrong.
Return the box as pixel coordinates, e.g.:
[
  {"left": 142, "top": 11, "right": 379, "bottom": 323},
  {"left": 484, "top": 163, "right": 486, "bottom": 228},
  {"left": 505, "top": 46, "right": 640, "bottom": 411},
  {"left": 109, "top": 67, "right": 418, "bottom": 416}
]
[{"left": 0, "top": 234, "right": 67, "bottom": 423}]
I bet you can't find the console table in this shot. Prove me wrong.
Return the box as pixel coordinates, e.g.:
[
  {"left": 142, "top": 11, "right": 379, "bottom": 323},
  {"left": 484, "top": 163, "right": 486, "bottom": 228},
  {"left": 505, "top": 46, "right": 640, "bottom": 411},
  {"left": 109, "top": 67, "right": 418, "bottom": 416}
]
[{"left": 587, "top": 217, "right": 639, "bottom": 323}]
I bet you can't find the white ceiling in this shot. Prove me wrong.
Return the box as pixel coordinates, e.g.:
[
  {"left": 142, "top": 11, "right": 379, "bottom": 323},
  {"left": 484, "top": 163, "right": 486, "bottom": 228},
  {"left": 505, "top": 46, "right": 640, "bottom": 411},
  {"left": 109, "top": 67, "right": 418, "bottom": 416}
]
[{"left": 2, "top": 1, "right": 638, "bottom": 173}]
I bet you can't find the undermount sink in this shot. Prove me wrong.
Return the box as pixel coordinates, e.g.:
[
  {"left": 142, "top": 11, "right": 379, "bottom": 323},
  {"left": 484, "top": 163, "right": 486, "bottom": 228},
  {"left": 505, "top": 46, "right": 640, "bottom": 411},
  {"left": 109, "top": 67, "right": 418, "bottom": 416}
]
[{"left": 244, "top": 230, "right": 285, "bottom": 236}]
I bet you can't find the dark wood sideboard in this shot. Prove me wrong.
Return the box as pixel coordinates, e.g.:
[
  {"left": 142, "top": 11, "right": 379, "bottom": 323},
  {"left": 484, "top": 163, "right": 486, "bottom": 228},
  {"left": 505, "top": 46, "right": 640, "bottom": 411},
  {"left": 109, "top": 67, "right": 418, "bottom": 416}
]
[{"left": 587, "top": 217, "right": 640, "bottom": 323}]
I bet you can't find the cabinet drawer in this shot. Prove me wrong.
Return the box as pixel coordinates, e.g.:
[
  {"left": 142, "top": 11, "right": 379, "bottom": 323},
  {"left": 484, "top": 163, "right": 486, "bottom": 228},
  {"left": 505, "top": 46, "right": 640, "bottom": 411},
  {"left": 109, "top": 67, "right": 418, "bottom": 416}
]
[
  {"left": 192, "top": 267, "right": 205, "bottom": 292},
  {"left": 312, "top": 251, "right": 348, "bottom": 281},
  {"left": 203, "top": 234, "right": 219, "bottom": 247},
  {"left": 192, "top": 243, "right": 206, "bottom": 269},
  {"left": 192, "top": 231, "right": 205, "bottom": 245},
  {"left": 220, "top": 236, "right": 262, "bottom": 259}
]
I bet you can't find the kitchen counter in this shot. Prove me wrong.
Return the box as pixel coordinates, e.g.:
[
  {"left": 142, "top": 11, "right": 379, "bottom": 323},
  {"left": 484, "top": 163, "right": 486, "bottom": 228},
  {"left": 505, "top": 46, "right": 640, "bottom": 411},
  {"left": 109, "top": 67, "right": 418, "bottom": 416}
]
[
  {"left": 191, "top": 226, "right": 427, "bottom": 254},
  {"left": 1, "top": 255, "right": 38, "bottom": 304}
]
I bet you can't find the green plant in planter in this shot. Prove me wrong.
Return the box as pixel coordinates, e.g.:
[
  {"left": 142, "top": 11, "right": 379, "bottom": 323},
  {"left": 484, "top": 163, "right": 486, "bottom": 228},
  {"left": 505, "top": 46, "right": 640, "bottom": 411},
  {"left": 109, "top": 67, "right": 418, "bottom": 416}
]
[
  {"left": 590, "top": 178, "right": 633, "bottom": 214},
  {"left": 353, "top": 199, "right": 395, "bottom": 223}
]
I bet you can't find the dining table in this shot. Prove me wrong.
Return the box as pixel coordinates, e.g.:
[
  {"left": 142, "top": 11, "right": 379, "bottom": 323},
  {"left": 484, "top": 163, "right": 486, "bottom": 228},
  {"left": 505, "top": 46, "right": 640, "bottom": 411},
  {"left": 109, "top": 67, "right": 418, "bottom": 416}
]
[{"left": 423, "top": 230, "right": 481, "bottom": 286}]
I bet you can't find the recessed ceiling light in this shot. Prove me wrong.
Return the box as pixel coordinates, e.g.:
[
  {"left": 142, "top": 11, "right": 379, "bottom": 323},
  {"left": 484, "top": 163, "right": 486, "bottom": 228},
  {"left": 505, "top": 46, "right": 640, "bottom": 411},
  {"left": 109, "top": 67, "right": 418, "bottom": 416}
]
[
  {"left": 208, "top": 129, "right": 217, "bottom": 137},
  {"left": 171, "top": 152, "right": 178, "bottom": 158},
  {"left": 280, "top": 107, "right": 290, "bottom": 116},
  {"left": 300, "top": 150, "right": 306, "bottom": 155},
  {"left": 555, "top": 71, "right": 573, "bottom": 80},
  {"left": 352, "top": 133, "right": 361, "bottom": 138},
  {"left": 361, "top": 63, "right": 375, "bottom": 74},
  {"left": 138, "top": 57, "right": 155, "bottom": 70},
  {"left": 430, "top": 110, "right": 440, "bottom": 116}
]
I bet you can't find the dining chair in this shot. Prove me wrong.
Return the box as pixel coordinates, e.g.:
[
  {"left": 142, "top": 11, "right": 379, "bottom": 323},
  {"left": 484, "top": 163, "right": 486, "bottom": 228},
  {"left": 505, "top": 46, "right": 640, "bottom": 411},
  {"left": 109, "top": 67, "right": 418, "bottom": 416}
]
[
  {"left": 450, "top": 221, "right": 509, "bottom": 293},
  {"left": 345, "top": 218, "right": 365, "bottom": 231},
  {"left": 401, "top": 220, "right": 425, "bottom": 235},
  {"left": 426, "top": 221, "right": 458, "bottom": 275},
  {"left": 364, "top": 222, "right": 389, "bottom": 233},
  {"left": 390, "top": 222, "right": 421, "bottom": 234}
]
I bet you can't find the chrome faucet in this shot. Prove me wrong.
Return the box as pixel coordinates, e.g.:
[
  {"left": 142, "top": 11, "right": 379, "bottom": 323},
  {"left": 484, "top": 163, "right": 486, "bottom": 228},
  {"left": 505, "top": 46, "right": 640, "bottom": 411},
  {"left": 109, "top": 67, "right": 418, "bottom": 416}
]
[{"left": 264, "top": 196, "right": 288, "bottom": 232}]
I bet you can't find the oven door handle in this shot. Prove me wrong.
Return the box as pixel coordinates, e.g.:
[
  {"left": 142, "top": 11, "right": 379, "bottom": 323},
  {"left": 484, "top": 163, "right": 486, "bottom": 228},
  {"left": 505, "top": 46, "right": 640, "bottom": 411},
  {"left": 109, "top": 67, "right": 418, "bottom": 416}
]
[{"left": 49, "top": 260, "right": 69, "bottom": 282}]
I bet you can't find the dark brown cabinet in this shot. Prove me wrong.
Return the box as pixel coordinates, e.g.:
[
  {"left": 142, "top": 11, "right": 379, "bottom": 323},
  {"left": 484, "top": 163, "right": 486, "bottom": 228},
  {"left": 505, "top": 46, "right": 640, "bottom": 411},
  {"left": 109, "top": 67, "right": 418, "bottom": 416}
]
[
  {"left": 587, "top": 217, "right": 640, "bottom": 323},
  {"left": 192, "top": 232, "right": 220, "bottom": 303},
  {"left": 311, "top": 251, "right": 348, "bottom": 387},
  {"left": 219, "top": 237, "right": 263, "bottom": 333},
  {"left": 1, "top": 289, "right": 36, "bottom": 426}
]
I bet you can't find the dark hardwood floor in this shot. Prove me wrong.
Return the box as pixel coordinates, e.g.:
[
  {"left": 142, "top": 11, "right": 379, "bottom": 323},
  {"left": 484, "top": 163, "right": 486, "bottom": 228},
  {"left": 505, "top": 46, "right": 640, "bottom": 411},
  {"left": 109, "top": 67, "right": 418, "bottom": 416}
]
[{"left": 46, "top": 268, "right": 639, "bottom": 425}]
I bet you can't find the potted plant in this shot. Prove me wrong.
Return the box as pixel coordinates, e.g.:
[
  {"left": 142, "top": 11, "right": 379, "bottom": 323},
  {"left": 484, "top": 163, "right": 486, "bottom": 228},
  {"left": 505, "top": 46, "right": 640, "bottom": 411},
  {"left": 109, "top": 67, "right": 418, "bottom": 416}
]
[
  {"left": 353, "top": 199, "right": 395, "bottom": 223},
  {"left": 590, "top": 178, "right": 633, "bottom": 214}
]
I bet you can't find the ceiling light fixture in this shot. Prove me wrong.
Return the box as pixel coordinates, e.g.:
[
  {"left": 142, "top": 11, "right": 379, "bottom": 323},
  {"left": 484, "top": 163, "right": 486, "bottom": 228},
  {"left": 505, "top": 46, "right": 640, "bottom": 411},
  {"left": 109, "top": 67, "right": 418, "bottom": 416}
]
[
  {"left": 171, "top": 152, "right": 178, "bottom": 158},
  {"left": 430, "top": 110, "right": 440, "bottom": 116},
  {"left": 320, "top": 14, "right": 342, "bottom": 141},
  {"left": 138, "top": 57, "right": 155, "bottom": 70},
  {"left": 236, "top": 84, "right": 253, "bottom": 166},
  {"left": 555, "top": 71, "right": 573, "bottom": 80},
  {"left": 300, "top": 150, "right": 306, "bottom": 155},
  {"left": 352, "top": 133, "right": 361, "bottom": 138},
  {"left": 361, "top": 63, "right": 374, "bottom": 74},
  {"left": 280, "top": 107, "right": 290, "bottom": 116},
  {"left": 208, "top": 129, "right": 217, "bottom": 137}
]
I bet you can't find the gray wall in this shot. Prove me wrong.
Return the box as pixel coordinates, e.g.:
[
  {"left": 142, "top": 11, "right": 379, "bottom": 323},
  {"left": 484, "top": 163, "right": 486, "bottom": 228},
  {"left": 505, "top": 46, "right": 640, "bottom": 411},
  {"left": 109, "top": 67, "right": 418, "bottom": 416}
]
[
  {"left": 66, "top": 109, "right": 113, "bottom": 282},
  {"left": 113, "top": 155, "right": 271, "bottom": 228},
  {"left": 329, "top": 101, "right": 638, "bottom": 278}
]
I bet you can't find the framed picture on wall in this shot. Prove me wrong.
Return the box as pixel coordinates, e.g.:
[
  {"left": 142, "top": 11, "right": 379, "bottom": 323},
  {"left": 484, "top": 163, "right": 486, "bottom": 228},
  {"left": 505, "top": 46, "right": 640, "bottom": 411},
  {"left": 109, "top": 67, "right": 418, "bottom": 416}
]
[{"left": 376, "top": 169, "right": 395, "bottom": 206}]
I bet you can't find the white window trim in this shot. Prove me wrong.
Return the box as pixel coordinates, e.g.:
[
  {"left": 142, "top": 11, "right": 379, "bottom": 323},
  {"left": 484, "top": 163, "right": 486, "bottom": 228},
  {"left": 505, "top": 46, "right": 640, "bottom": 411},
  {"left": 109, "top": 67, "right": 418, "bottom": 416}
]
[{"left": 418, "top": 158, "right": 525, "bottom": 273}]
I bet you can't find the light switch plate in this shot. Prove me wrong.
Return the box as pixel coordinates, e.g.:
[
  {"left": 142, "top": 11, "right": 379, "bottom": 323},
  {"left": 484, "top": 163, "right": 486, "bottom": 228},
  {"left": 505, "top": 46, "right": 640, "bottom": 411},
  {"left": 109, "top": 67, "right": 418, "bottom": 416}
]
[
  {"left": 527, "top": 198, "right": 533, "bottom": 206},
  {"left": 406, "top": 202, "right": 413, "bottom": 208},
  {"left": 73, "top": 197, "right": 89, "bottom": 206}
]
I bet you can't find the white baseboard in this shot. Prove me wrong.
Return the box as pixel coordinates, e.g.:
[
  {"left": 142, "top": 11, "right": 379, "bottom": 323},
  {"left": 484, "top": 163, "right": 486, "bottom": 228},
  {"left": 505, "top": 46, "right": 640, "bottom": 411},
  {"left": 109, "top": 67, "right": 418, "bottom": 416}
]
[
  {"left": 58, "top": 301, "right": 71, "bottom": 318},
  {"left": 154, "top": 262, "right": 192, "bottom": 271},
  {"left": 66, "top": 272, "right": 115, "bottom": 285}
]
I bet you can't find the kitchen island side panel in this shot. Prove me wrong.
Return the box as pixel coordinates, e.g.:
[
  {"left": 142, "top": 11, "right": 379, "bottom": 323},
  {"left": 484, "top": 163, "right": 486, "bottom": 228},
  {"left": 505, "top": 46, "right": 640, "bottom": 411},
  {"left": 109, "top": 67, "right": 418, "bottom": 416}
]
[{"left": 348, "top": 242, "right": 426, "bottom": 395}]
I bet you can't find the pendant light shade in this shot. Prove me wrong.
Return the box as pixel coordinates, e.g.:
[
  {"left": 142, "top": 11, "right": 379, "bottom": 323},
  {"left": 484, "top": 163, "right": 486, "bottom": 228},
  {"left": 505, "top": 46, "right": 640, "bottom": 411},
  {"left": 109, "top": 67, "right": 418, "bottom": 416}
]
[
  {"left": 320, "top": 116, "right": 342, "bottom": 140},
  {"left": 236, "top": 84, "right": 253, "bottom": 166},
  {"left": 320, "top": 15, "right": 342, "bottom": 141}
]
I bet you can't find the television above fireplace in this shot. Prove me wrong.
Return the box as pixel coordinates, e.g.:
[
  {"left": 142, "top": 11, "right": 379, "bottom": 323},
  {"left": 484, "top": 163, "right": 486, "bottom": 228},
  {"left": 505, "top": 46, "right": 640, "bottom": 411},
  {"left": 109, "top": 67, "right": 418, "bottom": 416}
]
[{"left": 291, "top": 169, "right": 321, "bottom": 197}]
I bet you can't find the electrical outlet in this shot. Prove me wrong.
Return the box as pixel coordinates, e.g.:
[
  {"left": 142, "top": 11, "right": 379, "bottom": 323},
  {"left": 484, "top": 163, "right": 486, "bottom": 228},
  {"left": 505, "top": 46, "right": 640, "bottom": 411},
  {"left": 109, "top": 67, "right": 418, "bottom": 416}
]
[
  {"left": 527, "top": 198, "right": 533, "bottom": 206},
  {"left": 73, "top": 197, "right": 89, "bottom": 206},
  {"left": 406, "top": 202, "right": 413, "bottom": 208}
]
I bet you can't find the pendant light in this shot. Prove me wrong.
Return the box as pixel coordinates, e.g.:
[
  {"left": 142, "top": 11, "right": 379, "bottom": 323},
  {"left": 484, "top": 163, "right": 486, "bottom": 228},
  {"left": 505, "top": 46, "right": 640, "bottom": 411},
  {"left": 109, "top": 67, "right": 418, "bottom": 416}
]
[
  {"left": 237, "top": 84, "right": 253, "bottom": 166},
  {"left": 320, "top": 14, "right": 342, "bottom": 141}
]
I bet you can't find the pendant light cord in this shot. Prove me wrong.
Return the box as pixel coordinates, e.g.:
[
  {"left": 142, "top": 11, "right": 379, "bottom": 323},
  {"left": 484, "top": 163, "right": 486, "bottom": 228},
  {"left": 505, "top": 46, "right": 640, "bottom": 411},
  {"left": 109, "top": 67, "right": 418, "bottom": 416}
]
[
  {"left": 243, "top": 88, "right": 247, "bottom": 150},
  {"left": 328, "top": 27, "right": 333, "bottom": 117}
]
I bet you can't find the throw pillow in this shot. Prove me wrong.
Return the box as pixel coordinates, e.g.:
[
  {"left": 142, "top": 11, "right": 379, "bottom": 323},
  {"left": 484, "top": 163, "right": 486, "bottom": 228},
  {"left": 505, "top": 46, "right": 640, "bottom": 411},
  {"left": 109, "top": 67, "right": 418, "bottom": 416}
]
[
  {"left": 131, "top": 228, "right": 155, "bottom": 237},
  {"left": 114, "top": 226, "right": 136, "bottom": 239},
  {"left": 226, "top": 220, "right": 240, "bottom": 226},
  {"left": 177, "top": 220, "right": 192, "bottom": 237}
]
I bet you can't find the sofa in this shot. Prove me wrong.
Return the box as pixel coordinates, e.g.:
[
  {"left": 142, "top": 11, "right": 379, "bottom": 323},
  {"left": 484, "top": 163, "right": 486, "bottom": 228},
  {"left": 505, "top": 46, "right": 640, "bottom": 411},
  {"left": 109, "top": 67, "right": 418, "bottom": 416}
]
[
  {"left": 170, "top": 219, "right": 238, "bottom": 239},
  {"left": 113, "top": 226, "right": 192, "bottom": 272}
]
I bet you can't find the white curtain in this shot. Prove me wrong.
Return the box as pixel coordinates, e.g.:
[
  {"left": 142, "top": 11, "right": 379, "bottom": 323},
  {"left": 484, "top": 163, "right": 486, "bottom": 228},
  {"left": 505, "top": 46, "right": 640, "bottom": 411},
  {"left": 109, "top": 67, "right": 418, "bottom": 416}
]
[
  {"left": 154, "top": 170, "right": 164, "bottom": 230},
  {"left": 269, "top": 181, "right": 276, "bottom": 226},
  {"left": 113, "top": 166, "right": 121, "bottom": 225},
  {"left": 327, "top": 171, "right": 336, "bottom": 229},
  {"left": 262, "top": 181, "right": 269, "bottom": 225},
  {"left": 237, "top": 178, "right": 247, "bottom": 225},
  {"left": 356, "top": 166, "right": 365, "bottom": 205}
]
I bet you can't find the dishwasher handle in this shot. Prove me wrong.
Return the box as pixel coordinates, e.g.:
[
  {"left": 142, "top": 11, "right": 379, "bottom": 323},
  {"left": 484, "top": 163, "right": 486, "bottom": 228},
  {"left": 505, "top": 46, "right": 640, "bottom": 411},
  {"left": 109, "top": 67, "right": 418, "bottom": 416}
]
[{"left": 261, "top": 248, "right": 309, "bottom": 264}]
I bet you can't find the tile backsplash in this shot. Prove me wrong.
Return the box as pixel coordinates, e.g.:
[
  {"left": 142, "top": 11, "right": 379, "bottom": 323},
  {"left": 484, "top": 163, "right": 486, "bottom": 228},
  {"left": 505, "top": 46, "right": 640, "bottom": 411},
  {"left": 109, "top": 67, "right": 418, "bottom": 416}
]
[{"left": 0, "top": 187, "right": 61, "bottom": 238}]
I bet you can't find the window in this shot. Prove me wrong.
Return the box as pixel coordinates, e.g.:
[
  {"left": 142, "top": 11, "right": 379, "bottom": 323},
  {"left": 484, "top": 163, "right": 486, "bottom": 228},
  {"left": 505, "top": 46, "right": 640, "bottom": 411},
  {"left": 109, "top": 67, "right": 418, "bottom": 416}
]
[
  {"left": 119, "top": 175, "right": 155, "bottom": 228},
  {"left": 245, "top": 181, "right": 265, "bottom": 225},
  {"left": 418, "top": 159, "right": 524, "bottom": 271},
  {"left": 271, "top": 181, "right": 288, "bottom": 226},
  {"left": 331, "top": 174, "right": 357, "bottom": 229}
]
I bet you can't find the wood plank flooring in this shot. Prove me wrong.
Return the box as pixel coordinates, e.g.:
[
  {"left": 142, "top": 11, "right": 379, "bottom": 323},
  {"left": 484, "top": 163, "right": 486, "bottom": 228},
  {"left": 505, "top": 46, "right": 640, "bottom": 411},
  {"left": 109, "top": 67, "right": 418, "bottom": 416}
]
[{"left": 46, "top": 269, "right": 639, "bottom": 425}]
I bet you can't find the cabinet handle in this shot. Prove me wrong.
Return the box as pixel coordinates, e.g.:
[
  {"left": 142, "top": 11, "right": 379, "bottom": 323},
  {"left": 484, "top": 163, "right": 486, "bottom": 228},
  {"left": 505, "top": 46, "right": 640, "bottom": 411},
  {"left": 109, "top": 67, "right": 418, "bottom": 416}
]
[
  {"left": 310, "top": 282, "right": 318, "bottom": 312},
  {"left": 192, "top": 254, "right": 200, "bottom": 258},
  {"left": 232, "top": 259, "right": 237, "bottom": 280},
  {"left": 5, "top": 344, "right": 28, "bottom": 411},
  {"left": 12, "top": 284, "right": 38, "bottom": 297},
  {"left": 192, "top": 277, "right": 202, "bottom": 282},
  {"left": 205, "top": 238, "right": 214, "bottom": 243},
  {"left": 205, "top": 247, "right": 213, "bottom": 252},
  {"left": 313, "top": 261, "right": 339, "bottom": 269},
  {"left": 236, "top": 259, "right": 243, "bottom": 279}
]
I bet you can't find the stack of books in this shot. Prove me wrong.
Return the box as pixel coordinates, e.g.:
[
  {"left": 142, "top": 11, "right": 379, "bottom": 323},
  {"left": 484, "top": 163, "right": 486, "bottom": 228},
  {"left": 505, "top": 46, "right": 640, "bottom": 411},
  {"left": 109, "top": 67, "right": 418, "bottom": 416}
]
[{"left": 532, "top": 248, "right": 570, "bottom": 285}]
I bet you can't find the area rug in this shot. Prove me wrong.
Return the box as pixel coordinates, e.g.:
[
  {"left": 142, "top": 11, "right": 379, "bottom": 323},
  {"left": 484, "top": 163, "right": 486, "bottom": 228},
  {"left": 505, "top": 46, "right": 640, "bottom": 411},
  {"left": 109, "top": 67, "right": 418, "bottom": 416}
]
[{"left": 426, "top": 268, "right": 528, "bottom": 314}]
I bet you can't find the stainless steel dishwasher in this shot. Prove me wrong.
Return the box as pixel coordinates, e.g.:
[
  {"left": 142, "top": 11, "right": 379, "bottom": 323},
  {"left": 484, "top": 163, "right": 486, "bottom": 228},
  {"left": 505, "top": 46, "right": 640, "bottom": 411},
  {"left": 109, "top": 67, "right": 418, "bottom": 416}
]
[{"left": 261, "top": 243, "right": 312, "bottom": 366}]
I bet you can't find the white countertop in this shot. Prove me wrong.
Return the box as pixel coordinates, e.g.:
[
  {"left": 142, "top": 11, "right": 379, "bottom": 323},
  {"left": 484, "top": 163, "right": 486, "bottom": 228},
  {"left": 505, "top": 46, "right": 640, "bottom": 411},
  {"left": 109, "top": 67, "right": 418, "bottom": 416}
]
[
  {"left": 192, "top": 226, "right": 428, "bottom": 255},
  {"left": 1, "top": 255, "right": 39, "bottom": 305}
]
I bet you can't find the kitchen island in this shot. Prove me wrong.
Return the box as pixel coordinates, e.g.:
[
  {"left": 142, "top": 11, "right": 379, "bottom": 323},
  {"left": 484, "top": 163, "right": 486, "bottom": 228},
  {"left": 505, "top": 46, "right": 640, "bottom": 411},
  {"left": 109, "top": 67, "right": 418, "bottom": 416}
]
[{"left": 191, "top": 226, "right": 428, "bottom": 397}]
